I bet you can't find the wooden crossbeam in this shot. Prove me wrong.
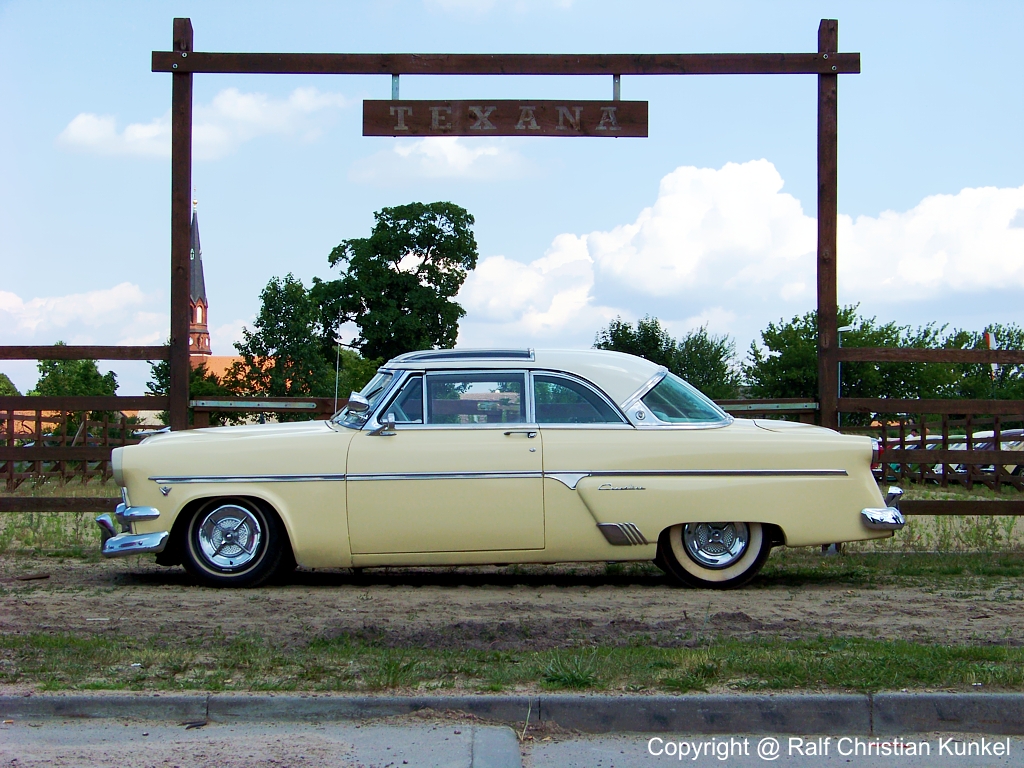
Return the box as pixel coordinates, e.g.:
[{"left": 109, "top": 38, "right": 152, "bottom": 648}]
[{"left": 152, "top": 51, "right": 861, "bottom": 76}]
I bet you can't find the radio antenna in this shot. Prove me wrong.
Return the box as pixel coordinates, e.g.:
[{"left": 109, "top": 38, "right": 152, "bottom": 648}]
[{"left": 333, "top": 338, "right": 342, "bottom": 414}]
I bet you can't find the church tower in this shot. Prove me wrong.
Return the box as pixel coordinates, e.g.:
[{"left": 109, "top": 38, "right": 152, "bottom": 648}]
[{"left": 189, "top": 199, "right": 211, "bottom": 356}]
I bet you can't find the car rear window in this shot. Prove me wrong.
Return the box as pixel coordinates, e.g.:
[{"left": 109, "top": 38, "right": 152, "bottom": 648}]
[{"left": 641, "top": 373, "right": 728, "bottom": 424}]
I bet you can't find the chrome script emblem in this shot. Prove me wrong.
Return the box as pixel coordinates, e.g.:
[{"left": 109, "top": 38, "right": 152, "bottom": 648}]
[{"left": 598, "top": 483, "right": 645, "bottom": 491}]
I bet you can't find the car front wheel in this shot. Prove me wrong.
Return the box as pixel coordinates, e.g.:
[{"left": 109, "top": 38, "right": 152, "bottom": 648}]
[
  {"left": 658, "top": 521, "right": 771, "bottom": 589},
  {"left": 182, "top": 498, "right": 287, "bottom": 588}
]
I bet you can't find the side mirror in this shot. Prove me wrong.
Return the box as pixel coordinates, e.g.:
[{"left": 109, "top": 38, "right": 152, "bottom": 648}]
[{"left": 347, "top": 392, "right": 370, "bottom": 413}]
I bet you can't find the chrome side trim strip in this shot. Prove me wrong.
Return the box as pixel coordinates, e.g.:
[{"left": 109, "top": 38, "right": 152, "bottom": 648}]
[
  {"left": 150, "top": 474, "right": 348, "bottom": 484},
  {"left": 546, "top": 468, "right": 848, "bottom": 490},
  {"left": 347, "top": 471, "right": 543, "bottom": 482},
  {"left": 597, "top": 522, "right": 650, "bottom": 546},
  {"left": 152, "top": 469, "right": 847, "bottom": 487}
]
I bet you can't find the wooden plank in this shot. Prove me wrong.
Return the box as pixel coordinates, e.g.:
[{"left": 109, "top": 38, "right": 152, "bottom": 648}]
[
  {"left": 0, "top": 447, "right": 117, "bottom": 461},
  {"left": 883, "top": 449, "right": 1023, "bottom": 464},
  {"left": 0, "top": 497, "right": 120, "bottom": 513},
  {"left": 364, "top": 100, "right": 648, "bottom": 137},
  {"left": 837, "top": 348, "right": 1024, "bottom": 364},
  {"left": 0, "top": 396, "right": 167, "bottom": 410},
  {"left": 169, "top": 18, "right": 193, "bottom": 433},
  {"left": 0, "top": 346, "right": 169, "bottom": 361},
  {"left": 839, "top": 398, "right": 1024, "bottom": 415},
  {"left": 901, "top": 500, "right": 1024, "bottom": 516},
  {"left": 152, "top": 51, "right": 861, "bottom": 76},
  {"left": 816, "top": 19, "right": 839, "bottom": 431}
]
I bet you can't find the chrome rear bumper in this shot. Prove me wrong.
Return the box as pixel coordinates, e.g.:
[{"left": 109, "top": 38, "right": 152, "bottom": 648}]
[
  {"left": 861, "top": 506, "right": 906, "bottom": 530},
  {"left": 96, "top": 512, "right": 169, "bottom": 558},
  {"left": 861, "top": 485, "right": 906, "bottom": 531}
]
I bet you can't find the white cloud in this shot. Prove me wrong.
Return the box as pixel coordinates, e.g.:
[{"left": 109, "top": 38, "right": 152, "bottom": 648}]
[
  {"left": 209, "top": 319, "right": 248, "bottom": 356},
  {"left": 57, "top": 87, "right": 351, "bottom": 161},
  {"left": 349, "top": 137, "right": 529, "bottom": 183},
  {"left": 840, "top": 186, "right": 1024, "bottom": 301},
  {"left": 457, "top": 160, "right": 1024, "bottom": 351},
  {"left": 0, "top": 283, "right": 156, "bottom": 337}
]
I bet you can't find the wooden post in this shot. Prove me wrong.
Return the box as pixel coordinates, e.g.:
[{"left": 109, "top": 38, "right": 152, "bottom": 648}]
[
  {"left": 817, "top": 19, "right": 839, "bottom": 431},
  {"left": 169, "top": 18, "right": 193, "bottom": 431}
]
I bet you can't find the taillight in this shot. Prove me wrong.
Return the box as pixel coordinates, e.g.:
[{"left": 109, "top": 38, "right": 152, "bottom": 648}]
[{"left": 870, "top": 438, "right": 882, "bottom": 470}]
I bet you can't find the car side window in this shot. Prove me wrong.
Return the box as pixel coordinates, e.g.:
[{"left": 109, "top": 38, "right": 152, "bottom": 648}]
[
  {"left": 533, "top": 374, "right": 624, "bottom": 424},
  {"left": 426, "top": 372, "right": 526, "bottom": 425},
  {"left": 382, "top": 375, "right": 423, "bottom": 424}
]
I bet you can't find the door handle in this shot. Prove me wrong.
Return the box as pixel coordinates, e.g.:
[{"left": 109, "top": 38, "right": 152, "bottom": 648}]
[{"left": 503, "top": 430, "right": 537, "bottom": 438}]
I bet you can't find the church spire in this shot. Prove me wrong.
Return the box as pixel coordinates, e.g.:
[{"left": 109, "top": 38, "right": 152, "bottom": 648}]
[{"left": 188, "top": 196, "right": 211, "bottom": 356}]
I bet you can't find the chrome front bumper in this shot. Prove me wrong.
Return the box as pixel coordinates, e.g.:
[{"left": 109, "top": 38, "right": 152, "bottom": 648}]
[
  {"left": 96, "top": 503, "right": 168, "bottom": 558},
  {"left": 861, "top": 486, "right": 906, "bottom": 531}
]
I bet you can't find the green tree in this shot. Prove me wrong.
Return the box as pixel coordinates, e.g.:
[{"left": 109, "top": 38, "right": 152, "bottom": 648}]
[
  {"left": 147, "top": 353, "right": 235, "bottom": 426},
  {"left": 675, "top": 326, "right": 743, "bottom": 400},
  {"left": 29, "top": 343, "right": 118, "bottom": 397},
  {"left": 594, "top": 316, "right": 677, "bottom": 370},
  {"left": 594, "top": 316, "right": 741, "bottom": 399},
  {"left": 743, "top": 308, "right": 1024, "bottom": 422},
  {"left": 225, "top": 274, "right": 380, "bottom": 408},
  {"left": 312, "top": 202, "right": 479, "bottom": 360},
  {"left": 0, "top": 373, "right": 20, "bottom": 396}
]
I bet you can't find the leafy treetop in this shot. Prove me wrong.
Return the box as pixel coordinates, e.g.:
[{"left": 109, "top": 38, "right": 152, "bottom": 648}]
[
  {"left": 594, "top": 316, "right": 742, "bottom": 400},
  {"left": 313, "top": 202, "right": 479, "bottom": 361}
]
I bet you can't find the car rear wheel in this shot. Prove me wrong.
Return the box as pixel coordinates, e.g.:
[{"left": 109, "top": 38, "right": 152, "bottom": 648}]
[
  {"left": 658, "top": 521, "right": 771, "bottom": 589},
  {"left": 182, "top": 498, "right": 287, "bottom": 588}
]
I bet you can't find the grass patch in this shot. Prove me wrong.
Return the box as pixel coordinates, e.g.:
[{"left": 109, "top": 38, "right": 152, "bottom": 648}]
[
  {"left": 0, "top": 511, "right": 101, "bottom": 558},
  {"left": 4, "top": 632, "right": 1024, "bottom": 694}
]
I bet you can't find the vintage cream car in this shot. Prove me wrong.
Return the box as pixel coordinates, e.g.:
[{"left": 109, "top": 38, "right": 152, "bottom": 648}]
[{"left": 100, "top": 349, "right": 904, "bottom": 589}]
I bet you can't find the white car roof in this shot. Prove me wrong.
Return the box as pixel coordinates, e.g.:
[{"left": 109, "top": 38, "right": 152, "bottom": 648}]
[{"left": 384, "top": 348, "right": 662, "bottom": 406}]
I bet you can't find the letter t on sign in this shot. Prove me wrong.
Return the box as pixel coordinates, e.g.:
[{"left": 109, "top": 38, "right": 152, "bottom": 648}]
[{"left": 390, "top": 106, "right": 412, "bottom": 131}]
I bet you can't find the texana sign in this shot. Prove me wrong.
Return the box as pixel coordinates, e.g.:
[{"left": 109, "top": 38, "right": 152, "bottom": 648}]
[{"left": 363, "top": 100, "right": 648, "bottom": 137}]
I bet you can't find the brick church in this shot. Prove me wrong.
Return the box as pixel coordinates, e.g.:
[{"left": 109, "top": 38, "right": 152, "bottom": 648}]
[{"left": 188, "top": 199, "right": 241, "bottom": 379}]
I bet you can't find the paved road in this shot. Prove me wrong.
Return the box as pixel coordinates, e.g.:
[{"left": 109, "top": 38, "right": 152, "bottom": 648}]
[
  {"left": 0, "top": 719, "right": 520, "bottom": 768},
  {"left": 6, "top": 719, "right": 1024, "bottom": 767}
]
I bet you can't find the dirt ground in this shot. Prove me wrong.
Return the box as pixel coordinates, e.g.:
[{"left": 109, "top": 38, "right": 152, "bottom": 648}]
[{"left": 1, "top": 554, "right": 1022, "bottom": 650}]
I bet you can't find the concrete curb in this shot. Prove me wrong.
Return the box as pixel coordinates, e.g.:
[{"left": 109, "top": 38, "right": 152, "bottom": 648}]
[{"left": 3, "top": 692, "right": 1024, "bottom": 735}]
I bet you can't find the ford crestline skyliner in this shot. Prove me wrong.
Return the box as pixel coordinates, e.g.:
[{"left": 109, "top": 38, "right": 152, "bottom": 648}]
[{"left": 99, "top": 349, "right": 904, "bottom": 589}]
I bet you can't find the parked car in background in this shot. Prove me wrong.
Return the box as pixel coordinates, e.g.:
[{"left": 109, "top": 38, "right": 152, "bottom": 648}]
[{"left": 100, "top": 349, "right": 902, "bottom": 589}]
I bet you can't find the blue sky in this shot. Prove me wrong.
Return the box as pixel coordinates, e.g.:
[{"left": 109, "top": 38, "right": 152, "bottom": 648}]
[{"left": 1, "top": 0, "right": 1023, "bottom": 394}]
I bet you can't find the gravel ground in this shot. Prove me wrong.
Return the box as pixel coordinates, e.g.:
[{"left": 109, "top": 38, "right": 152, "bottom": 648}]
[{"left": 1, "top": 554, "right": 1022, "bottom": 649}]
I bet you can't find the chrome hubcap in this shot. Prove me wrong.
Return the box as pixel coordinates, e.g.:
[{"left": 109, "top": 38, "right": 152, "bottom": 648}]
[
  {"left": 197, "top": 504, "right": 263, "bottom": 570},
  {"left": 682, "top": 522, "right": 749, "bottom": 569}
]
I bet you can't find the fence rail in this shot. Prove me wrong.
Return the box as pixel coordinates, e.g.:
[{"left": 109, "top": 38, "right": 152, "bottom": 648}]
[
  {"left": 837, "top": 347, "right": 1024, "bottom": 364},
  {"left": 0, "top": 346, "right": 168, "bottom": 361},
  {"left": 3, "top": 395, "right": 1024, "bottom": 518}
]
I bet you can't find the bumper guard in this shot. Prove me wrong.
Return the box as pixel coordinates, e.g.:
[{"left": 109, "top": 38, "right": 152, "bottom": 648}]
[
  {"left": 861, "top": 486, "right": 906, "bottom": 531},
  {"left": 96, "top": 510, "right": 169, "bottom": 558}
]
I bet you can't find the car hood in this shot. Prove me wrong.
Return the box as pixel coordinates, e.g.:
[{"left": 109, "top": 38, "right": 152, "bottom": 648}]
[{"left": 140, "top": 420, "right": 335, "bottom": 446}]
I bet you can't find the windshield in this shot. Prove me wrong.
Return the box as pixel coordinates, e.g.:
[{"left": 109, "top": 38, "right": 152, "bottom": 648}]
[
  {"left": 332, "top": 371, "right": 395, "bottom": 428},
  {"left": 641, "top": 372, "right": 729, "bottom": 424}
]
